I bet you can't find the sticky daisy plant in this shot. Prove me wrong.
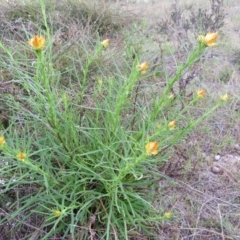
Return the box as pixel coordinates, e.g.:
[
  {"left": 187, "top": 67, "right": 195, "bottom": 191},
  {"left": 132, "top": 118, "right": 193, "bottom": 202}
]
[
  {"left": 0, "top": 11, "right": 231, "bottom": 238},
  {"left": 28, "top": 34, "right": 51, "bottom": 92}
]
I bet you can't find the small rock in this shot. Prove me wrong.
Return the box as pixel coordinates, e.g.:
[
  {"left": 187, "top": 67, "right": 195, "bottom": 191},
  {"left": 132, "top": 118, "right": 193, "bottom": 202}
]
[
  {"left": 234, "top": 144, "right": 240, "bottom": 150},
  {"left": 214, "top": 154, "right": 221, "bottom": 161},
  {"left": 211, "top": 164, "right": 223, "bottom": 174}
]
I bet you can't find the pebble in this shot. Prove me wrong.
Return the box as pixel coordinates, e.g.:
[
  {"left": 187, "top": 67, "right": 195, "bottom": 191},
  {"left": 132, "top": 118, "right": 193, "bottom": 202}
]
[
  {"left": 214, "top": 154, "right": 221, "bottom": 161},
  {"left": 211, "top": 164, "right": 223, "bottom": 174}
]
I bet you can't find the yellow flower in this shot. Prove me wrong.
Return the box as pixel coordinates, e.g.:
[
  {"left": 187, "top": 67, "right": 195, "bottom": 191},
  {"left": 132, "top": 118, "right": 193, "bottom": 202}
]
[
  {"left": 197, "top": 89, "right": 206, "bottom": 98},
  {"left": 168, "top": 120, "right": 176, "bottom": 130},
  {"left": 28, "top": 35, "right": 45, "bottom": 50},
  {"left": 220, "top": 93, "right": 228, "bottom": 101},
  {"left": 54, "top": 210, "right": 61, "bottom": 217},
  {"left": 145, "top": 142, "right": 159, "bottom": 156},
  {"left": 164, "top": 212, "right": 172, "bottom": 218},
  {"left": 0, "top": 136, "right": 5, "bottom": 146},
  {"left": 17, "top": 152, "right": 26, "bottom": 161},
  {"left": 198, "top": 32, "right": 218, "bottom": 47},
  {"left": 137, "top": 61, "right": 149, "bottom": 74},
  {"left": 101, "top": 39, "right": 110, "bottom": 48}
]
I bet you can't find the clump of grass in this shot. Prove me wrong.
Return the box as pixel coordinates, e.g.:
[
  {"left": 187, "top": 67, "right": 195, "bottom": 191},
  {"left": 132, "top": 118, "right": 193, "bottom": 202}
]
[{"left": 0, "top": 0, "right": 228, "bottom": 239}]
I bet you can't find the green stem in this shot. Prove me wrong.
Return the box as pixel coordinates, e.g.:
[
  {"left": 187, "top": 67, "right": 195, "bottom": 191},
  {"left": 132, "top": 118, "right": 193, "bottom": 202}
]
[
  {"left": 79, "top": 46, "right": 104, "bottom": 104},
  {"left": 151, "top": 45, "right": 205, "bottom": 121},
  {"left": 169, "top": 101, "right": 223, "bottom": 146}
]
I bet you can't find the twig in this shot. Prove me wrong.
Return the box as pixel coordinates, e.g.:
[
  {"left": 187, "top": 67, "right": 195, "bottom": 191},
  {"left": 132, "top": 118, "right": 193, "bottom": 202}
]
[
  {"left": 181, "top": 227, "right": 233, "bottom": 240},
  {"left": 193, "top": 197, "right": 216, "bottom": 239},
  {"left": 217, "top": 204, "right": 225, "bottom": 240}
]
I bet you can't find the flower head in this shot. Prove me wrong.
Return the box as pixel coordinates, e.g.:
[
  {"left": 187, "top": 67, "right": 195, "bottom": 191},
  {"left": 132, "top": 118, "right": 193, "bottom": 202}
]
[
  {"left": 220, "top": 93, "right": 228, "bottom": 101},
  {"left": 137, "top": 61, "right": 149, "bottom": 74},
  {"left": 101, "top": 39, "right": 110, "bottom": 48},
  {"left": 0, "top": 136, "right": 5, "bottom": 147},
  {"left": 28, "top": 35, "right": 45, "bottom": 50},
  {"left": 54, "top": 210, "right": 61, "bottom": 217},
  {"left": 17, "top": 152, "right": 26, "bottom": 162},
  {"left": 164, "top": 211, "right": 172, "bottom": 218},
  {"left": 198, "top": 32, "right": 218, "bottom": 47},
  {"left": 168, "top": 120, "right": 176, "bottom": 130},
  {"left": 145, "top": 142, "right": 159, "bottom": 156},
  {"left": 197, "top": 89, "right": 206, "bottom": 98}
]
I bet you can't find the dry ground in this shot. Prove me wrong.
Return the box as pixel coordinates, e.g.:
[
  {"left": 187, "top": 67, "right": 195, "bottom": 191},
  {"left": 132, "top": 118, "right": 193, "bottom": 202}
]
[{"left": 115, "top": 0, "right": 240, "bottom": 239}]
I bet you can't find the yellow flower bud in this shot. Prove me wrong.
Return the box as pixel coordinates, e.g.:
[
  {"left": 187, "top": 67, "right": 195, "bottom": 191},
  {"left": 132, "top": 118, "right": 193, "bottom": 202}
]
[
  {"left": 54, "top": 210, "right": 61, "bottom": 217},
  {"left": 220, "top": 93, "right": 228, "bottom": 101},
  {"left": 168, "top": 93, "right": 175, "bottom": 99},
  {"left": 28, "top": 35, "right": 45, "bottom": 50},
  {"left": 145, "top": 142, "right": 159, "bottom": 156},
  {"left": 197, "top": 89, "right": 206, "bottom": 98},
  {"left": 101, "top": 39, "right": 110, "bottom": 48},
  {"left": 198, "top": 32, "right": 218, "bottom": 47},
  {"left": 0, "top": 136, "right": 5, "bottom": 146},
  {"left": 164, "top": 212, "right": 172, "bottom": 218},
  {"left": 17, "top": 152, "right": 26, "bottom": 161},
  {"left": 137, "top": 62, "right": 149, "bottom": 74},
  {"left": 168, "top": 120, "right": 176, "bottom": 130}
]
